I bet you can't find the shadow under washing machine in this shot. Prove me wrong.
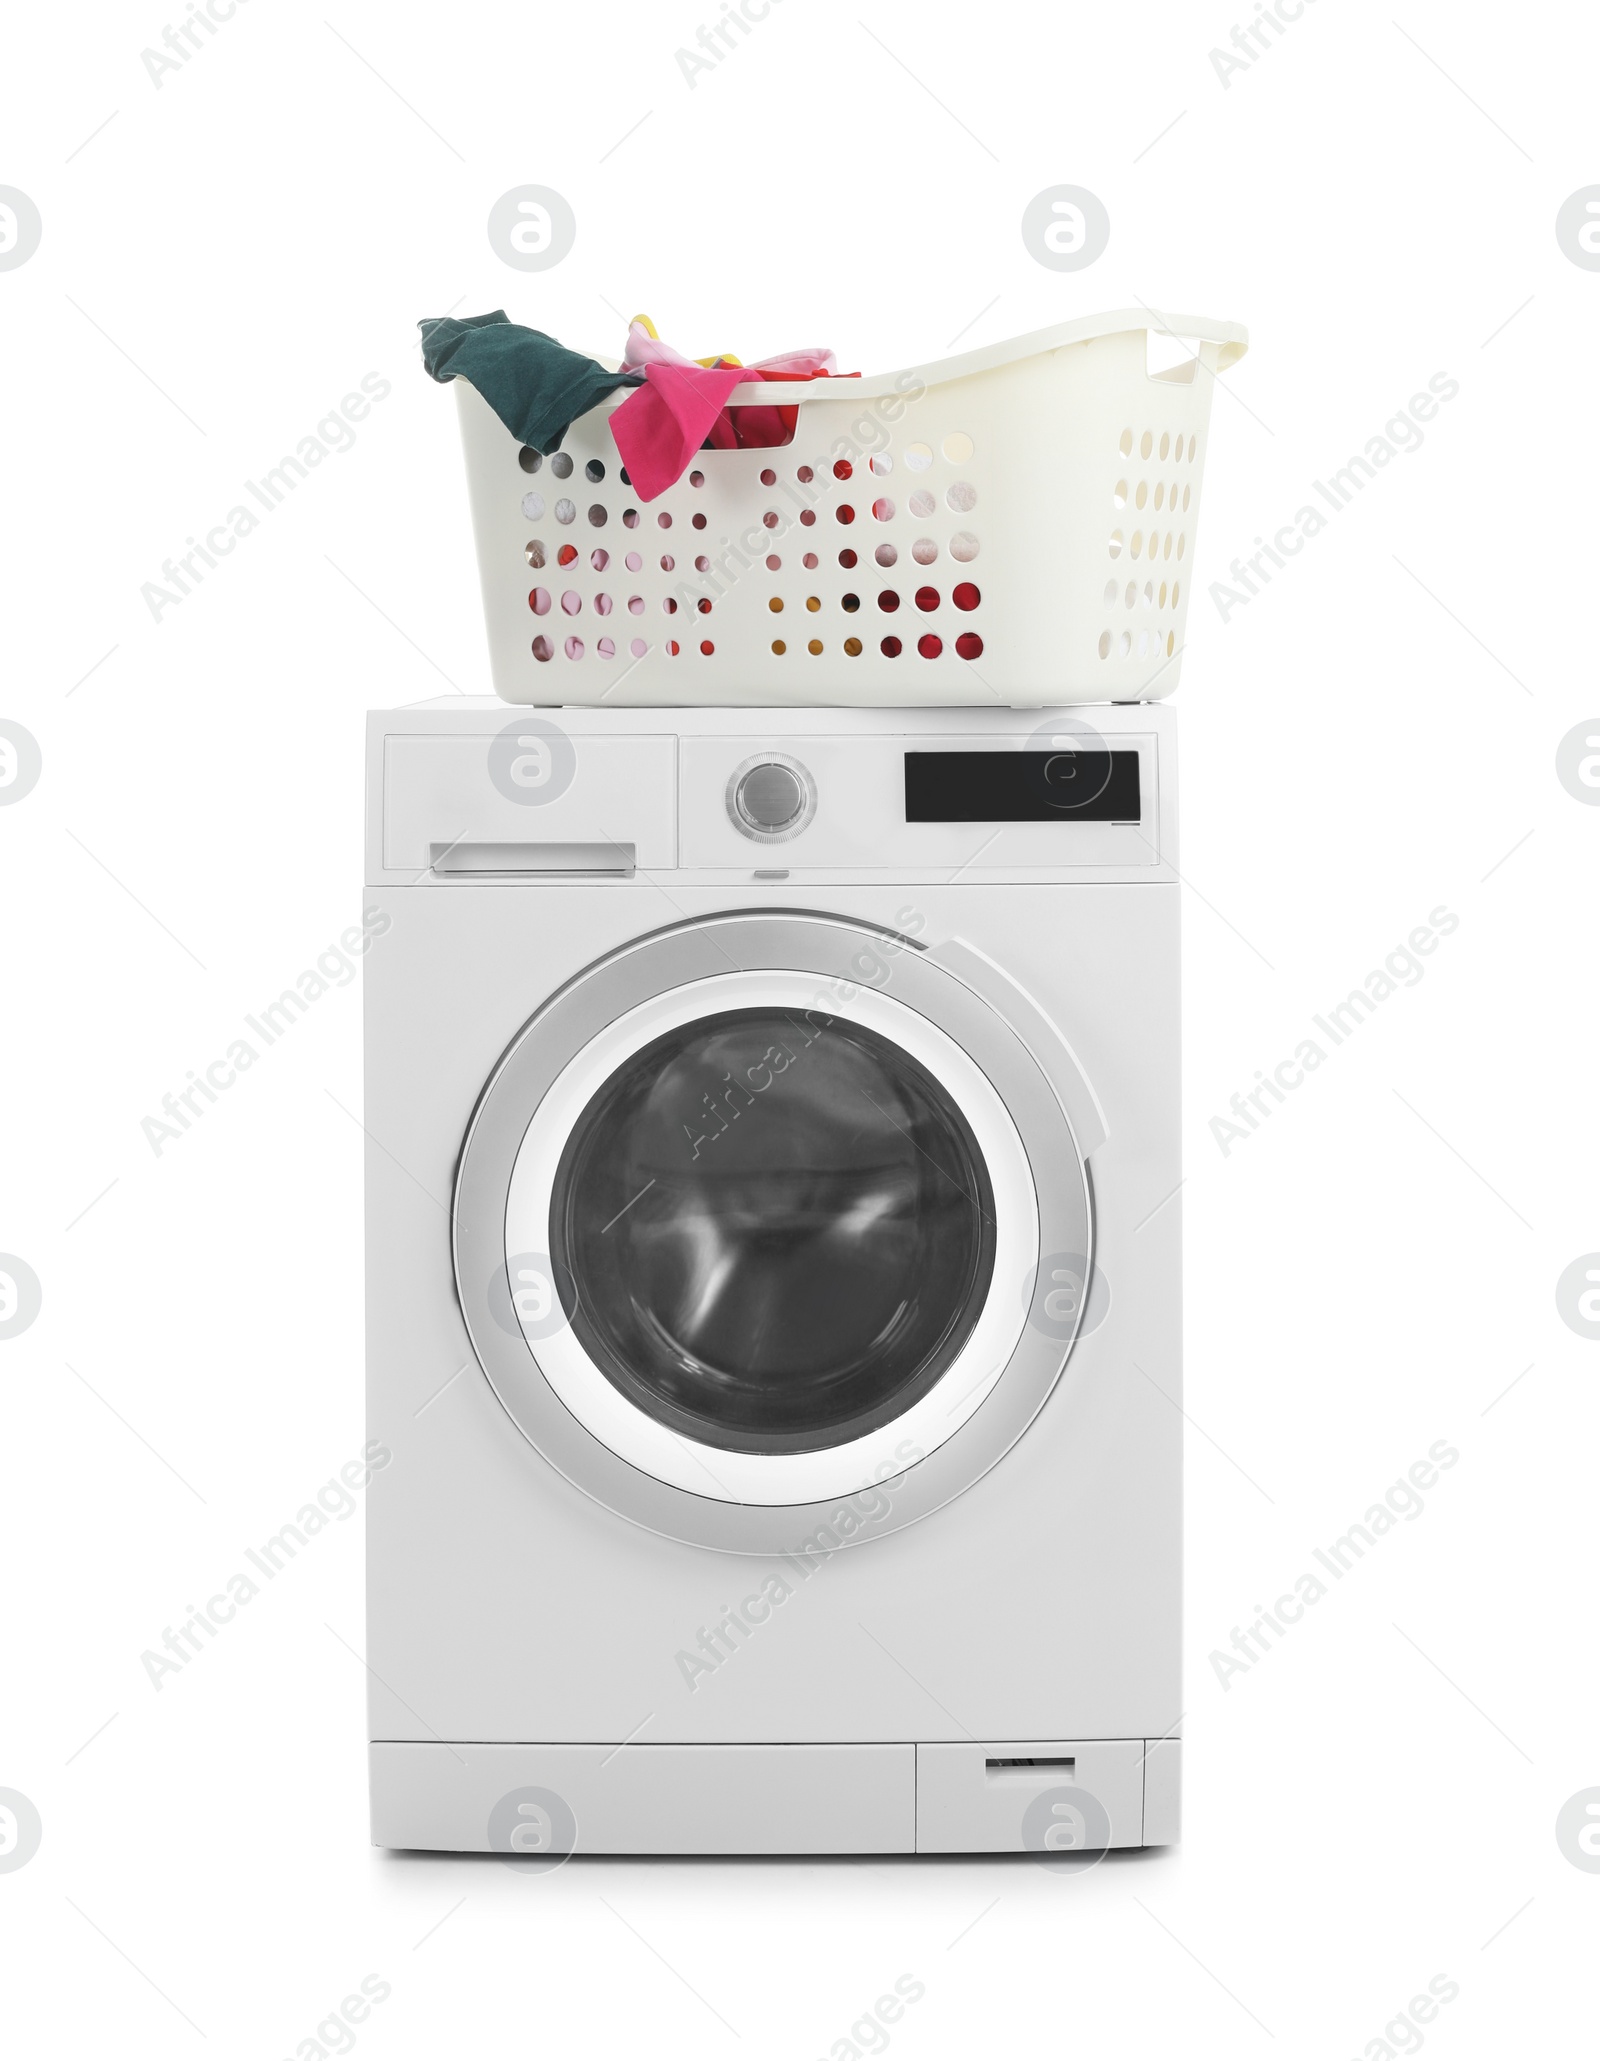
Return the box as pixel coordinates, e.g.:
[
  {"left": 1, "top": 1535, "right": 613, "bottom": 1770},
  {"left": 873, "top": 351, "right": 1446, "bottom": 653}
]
[{"left": 364, "top": 699, "right": 1182, "bottom": 1857}]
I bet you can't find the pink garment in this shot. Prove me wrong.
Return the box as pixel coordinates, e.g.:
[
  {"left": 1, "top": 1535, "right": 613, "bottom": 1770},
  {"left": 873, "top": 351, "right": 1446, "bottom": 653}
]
[
  {"left": 609, "top": 322, "right": 840, "bottom": 501},
  {"left": 610, "top": 358, "right": 746, "bottom": 503}
]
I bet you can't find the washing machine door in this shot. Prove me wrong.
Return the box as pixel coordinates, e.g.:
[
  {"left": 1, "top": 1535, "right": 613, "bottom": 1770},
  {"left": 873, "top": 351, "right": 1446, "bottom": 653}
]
[{"left": 453, "top": 912, "right": 1097, "bottom": 1553}]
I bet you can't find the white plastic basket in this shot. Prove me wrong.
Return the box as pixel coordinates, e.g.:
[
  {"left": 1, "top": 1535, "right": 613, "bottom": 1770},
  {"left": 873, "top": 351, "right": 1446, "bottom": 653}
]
[{"left": 452, "top": 309, "right": 1247, "bottom": 707}]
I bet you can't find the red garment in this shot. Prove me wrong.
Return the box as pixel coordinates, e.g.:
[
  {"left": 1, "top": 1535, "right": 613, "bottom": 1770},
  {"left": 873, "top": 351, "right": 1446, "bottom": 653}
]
[{"left": 703, "top": 368, "right": 849, "bottom": 455}]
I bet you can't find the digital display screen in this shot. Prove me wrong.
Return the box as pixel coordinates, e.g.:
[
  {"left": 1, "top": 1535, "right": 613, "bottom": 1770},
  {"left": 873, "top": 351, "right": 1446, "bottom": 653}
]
[{"left": 904, "top": 750, "right": 1142, "bottom": 823}]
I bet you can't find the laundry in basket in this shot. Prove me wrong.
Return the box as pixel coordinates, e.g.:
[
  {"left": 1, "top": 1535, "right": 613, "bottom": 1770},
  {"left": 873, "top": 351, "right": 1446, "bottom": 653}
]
[{"left": 425, "top": 308, "right": 1248, "bottom": 709}]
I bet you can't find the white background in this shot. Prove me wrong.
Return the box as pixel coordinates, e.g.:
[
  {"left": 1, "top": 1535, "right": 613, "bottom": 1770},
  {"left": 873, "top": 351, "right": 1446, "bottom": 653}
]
[{"left": 3, "top": 0, "right": 1598, "bottom": 2053}]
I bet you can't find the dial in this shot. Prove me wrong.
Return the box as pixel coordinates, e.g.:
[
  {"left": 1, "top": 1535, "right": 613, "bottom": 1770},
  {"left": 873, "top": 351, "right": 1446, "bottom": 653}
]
[{"left": 727, "top": 754, "right": 816, "bottom": 843}]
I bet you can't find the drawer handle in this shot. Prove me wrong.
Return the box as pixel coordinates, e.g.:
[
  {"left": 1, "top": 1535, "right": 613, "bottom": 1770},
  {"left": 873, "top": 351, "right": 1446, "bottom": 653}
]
[{"left": 429, "top": 840, "right": 635, "bottom": 877}]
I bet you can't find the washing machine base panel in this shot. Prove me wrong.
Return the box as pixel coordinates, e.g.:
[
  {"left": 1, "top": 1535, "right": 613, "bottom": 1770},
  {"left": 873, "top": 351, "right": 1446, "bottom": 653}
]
[{"left": 369, "top": 1738, "right": 1181, "bottom": 1856}]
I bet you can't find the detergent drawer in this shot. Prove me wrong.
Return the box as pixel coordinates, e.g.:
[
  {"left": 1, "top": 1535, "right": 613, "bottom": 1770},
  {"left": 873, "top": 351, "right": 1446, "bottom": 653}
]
[{"left": 381, "top": 732, "right": 675, "bottom": 873}]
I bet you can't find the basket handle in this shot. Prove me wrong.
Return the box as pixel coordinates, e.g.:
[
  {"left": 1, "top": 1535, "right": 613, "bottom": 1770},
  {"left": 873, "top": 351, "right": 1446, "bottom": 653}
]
[{"left": 1197, "top": 335, "right": 1248, "bottom": 374}]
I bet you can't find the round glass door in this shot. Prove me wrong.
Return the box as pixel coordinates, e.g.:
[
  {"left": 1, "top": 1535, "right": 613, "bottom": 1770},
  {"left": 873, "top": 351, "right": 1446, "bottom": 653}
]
[
  {"left": 548, "top": 1008, "right": 997, "bottom": 1455},
  {"left": 452, "top": 913, "right": 1093, "bottom": 1554}
]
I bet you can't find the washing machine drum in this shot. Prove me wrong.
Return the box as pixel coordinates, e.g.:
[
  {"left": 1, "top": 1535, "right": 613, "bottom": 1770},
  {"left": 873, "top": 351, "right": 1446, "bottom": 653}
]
[
  {"left": 549, "top": 1007, "right": 998, "bottom": 1455},
  {"left": 453, "top": 913, "right": 1095, "bottom": 1551}
]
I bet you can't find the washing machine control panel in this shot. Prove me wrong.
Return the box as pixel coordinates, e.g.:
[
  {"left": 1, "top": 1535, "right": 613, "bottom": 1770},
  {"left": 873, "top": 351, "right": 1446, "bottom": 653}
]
[
  {"left": 367, "top": 710, "right": 1172, "bottom": 885},
  {"left": 680, "top": 732, "right": 1158, "bottom": 873}
]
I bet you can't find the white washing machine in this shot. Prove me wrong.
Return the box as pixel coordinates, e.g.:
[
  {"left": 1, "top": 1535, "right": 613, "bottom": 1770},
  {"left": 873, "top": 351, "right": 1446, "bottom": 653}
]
[{"left": 363, "top": 699, "right": 1181, "bottom": 1857}]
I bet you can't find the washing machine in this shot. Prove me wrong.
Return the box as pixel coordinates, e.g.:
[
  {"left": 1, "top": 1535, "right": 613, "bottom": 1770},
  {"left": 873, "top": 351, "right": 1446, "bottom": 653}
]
[{"left": 363, "top": 698, "right": 1182, "bottom": 1857}]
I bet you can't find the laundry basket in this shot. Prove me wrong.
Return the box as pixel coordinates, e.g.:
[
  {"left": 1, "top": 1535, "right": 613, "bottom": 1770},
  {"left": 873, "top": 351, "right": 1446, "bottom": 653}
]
[{"left": 452, "top": 309, "right": 1247, "bottom": 708}]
